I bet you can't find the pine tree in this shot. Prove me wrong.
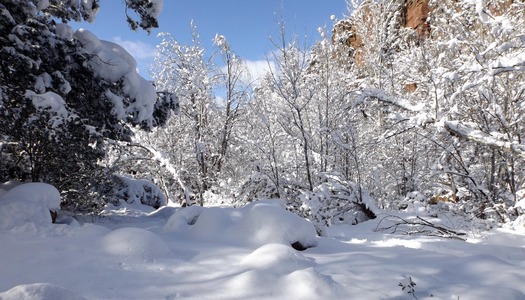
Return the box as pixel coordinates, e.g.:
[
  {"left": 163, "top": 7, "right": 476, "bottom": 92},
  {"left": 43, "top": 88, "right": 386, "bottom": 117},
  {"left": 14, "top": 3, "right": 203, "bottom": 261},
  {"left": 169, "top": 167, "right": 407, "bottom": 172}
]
[{"left": 0, "top": 0, "right": 175, "bottom": 211}]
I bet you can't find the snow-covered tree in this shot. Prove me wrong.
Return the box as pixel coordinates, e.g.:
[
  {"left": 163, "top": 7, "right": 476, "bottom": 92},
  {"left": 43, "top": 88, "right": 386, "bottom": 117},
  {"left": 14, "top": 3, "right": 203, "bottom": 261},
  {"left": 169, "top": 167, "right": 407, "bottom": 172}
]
[
  {"left": 413, "top": 0, "right": 525, "bottom": 221},
  {"left": 339, "top": 0, "right": 525, "bottom": 222},
  {"left": 0, "top": 0, "right": 175, "bottom": 211},
  {"left": 146, "top": 25, "right": 253, "bottom": 206}
]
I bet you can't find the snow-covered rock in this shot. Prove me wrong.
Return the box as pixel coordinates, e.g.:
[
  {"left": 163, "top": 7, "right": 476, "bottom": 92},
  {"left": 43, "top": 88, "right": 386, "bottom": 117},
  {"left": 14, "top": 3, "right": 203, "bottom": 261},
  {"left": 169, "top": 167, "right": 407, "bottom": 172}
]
[
  {"left": 234, "top": 200, "right": 318, "bottom": 249},
  {"left": 164, "top": 200, "right": 318, "bottom": 249},
  {"left": 0, "top": 183, "right": 61, "bottom": 231}
]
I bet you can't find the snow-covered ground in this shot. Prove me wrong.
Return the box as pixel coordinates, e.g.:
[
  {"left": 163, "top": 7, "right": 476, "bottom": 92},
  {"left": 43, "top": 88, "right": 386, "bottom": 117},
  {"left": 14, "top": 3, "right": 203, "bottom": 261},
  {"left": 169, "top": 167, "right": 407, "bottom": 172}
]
[{"left": 1, "top": 183, "right": 525, "bottom": 299}]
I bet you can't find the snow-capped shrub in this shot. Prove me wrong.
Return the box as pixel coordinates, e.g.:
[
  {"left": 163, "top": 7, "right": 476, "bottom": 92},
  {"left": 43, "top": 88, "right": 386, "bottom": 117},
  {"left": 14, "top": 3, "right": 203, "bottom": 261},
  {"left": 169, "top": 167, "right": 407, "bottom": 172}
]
[
  {"left": 114, "top": 175, "right": 167, "bottom": 209},
  {"left": 288, "top": 173, "right": 377, "bottom": 228},
  {"left": 235, "top": 172, "right": 280, "bottom": 206}
]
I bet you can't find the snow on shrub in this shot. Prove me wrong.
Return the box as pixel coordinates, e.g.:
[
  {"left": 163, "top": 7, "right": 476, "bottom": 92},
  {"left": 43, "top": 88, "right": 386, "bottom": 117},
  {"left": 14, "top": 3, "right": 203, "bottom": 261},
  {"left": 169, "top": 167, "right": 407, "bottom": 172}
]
[
  {"left": 0, "top": 182, "right": 61, "bottom": 231},
  {"left": 114, "top": 175, "right": 167, "bottom": 209},
  {"left": 101, "top": 227, "right": 173, "bottom": 262},
  {"left": 165, "top": 200, "right": 318, "bottom": 249},
  {"left": 288, "top": 173, "right": 378, "bottom": 228},
  {"left": 0, "top": 283, "right": 86, "bottom": 300}
]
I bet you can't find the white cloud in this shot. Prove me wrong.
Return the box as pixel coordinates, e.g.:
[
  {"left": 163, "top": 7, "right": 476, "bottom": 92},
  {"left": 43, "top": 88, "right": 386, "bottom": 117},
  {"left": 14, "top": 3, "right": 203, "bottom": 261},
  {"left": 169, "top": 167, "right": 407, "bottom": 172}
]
[
  {"left": 112, "top": 37, "right": 156, "bottom": 60},
  {"left": 218, "top": 59, "right": 274, "bottom": 87},
  {"left": 244, "top": 59, "right": 275, "bottom": 84}
]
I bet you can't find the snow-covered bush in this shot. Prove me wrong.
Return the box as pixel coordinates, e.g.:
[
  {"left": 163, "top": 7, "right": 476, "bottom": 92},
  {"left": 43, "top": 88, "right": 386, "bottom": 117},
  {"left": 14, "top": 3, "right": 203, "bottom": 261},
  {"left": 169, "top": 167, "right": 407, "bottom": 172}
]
[
  {"left": 113, "top": 175, "right": 167, "bottom": 209},
  {"left": 289, "top": 173, "right": 378, "bottom": 228},
  {"left": 235, "top": 172, "right": 280, "bottom": 206},
  {"left": 236, "top": 171, "right": 377, "bottom": 230}
]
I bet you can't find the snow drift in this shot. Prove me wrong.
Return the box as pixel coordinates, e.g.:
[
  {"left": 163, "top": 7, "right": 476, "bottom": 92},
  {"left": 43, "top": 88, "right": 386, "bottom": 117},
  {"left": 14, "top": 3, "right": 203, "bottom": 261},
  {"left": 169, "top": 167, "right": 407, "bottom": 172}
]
[{"left": 0, "top": 283, "right": 86, "bottom": 300}]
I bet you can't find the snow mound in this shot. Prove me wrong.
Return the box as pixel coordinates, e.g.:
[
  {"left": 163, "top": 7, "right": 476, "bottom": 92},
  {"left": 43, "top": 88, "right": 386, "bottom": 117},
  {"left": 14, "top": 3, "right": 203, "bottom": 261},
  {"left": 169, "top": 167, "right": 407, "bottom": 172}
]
[
  {"left": 223, "top": 269, "right": 275, "bottom": 298},
  {"left": 190, "top": 207, "right": 237, "bottom": 240},
  {"left": 240, "top": 243, "right": 313, "bottom": 274},
  {"left": 226, "top": 263, "right": 340, "bottom": 299},
  {"left": 165, "top": 200, "right": 318, "bottom": 249},
  {"left": 101, "top": 227, "right": 173, "bottom": 261},
  {"left": 0, "top": 183, "right": 61, "bottom": 231},
  {"left": 281, "top": 268, "right": 341, "bottom": 299},
  {"left": 0, "top": 283, "right": 86, "bottom": 300}
]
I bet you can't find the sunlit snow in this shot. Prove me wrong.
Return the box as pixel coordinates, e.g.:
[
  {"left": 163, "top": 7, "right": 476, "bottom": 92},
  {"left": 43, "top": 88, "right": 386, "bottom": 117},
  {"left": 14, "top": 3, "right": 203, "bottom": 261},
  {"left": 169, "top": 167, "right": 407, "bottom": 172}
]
[{"left": 1, "top": 183, "right": 525, "bottom": 299}]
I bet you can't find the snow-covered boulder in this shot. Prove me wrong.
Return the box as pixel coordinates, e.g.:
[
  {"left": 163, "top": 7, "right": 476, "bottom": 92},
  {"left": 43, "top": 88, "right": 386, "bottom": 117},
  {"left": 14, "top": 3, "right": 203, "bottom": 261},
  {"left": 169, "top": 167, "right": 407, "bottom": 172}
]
[
  {"left": 0, "top": 283, "right": 86, "bottom": 300},
  {"left": 234, "top": 201, "right": 318, "bottom": 250},
  {"left": 0, "top": 182, "right": 61, "bottom": 231},
  {"left": 165, "top": 200, "right": 318, "bottom": 250}
]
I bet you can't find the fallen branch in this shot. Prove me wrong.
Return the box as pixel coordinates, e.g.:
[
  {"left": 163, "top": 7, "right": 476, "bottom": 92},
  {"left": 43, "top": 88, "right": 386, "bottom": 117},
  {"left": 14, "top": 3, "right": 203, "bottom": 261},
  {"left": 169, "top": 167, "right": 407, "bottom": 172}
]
[{"left": 374, "top": 215, "right": 466, "bottom": 241}]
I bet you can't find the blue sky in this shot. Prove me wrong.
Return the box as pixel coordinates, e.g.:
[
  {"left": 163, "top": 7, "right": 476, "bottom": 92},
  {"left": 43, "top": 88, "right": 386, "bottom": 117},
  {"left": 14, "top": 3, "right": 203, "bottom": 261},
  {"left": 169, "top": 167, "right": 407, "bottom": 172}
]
[{"left": 71, "top": 1, "right": 349, "bottom": 78}]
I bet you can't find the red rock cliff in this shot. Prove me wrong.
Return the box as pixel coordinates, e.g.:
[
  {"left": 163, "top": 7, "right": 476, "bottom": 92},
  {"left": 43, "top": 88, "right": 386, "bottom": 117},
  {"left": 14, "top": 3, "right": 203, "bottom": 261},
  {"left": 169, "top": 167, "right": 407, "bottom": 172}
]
[{"left": 405, "top": 0, "right": 430, "bottom": 39}]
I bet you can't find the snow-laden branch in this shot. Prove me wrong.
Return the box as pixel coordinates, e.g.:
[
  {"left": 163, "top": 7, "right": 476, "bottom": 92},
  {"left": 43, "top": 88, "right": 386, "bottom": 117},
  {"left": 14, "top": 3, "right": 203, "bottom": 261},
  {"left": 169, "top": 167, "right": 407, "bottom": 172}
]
[
  {"left": 444, "top": 121, "right": 525, "bottom": 158},
  {"left": 352, "top": 88, "right": 424, "bottom": 112},
  {"left": 74, "top": 29, "right": 157, "bottom": 125},
  {"left": 126, "top": 143, "right": 179, "bottom": 179}
]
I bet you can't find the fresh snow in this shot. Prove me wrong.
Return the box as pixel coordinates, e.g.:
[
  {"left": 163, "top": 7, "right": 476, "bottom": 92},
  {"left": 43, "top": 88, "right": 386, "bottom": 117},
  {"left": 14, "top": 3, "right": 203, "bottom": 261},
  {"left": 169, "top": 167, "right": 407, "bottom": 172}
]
[
  {"left": 73, "top": 28, "right": 157, "bottom": 124},
  {"left": 25, "top": 90, "right": 75, "bottom": 128},
  {"left": 1, "top": 184, "right": 525, "bottom": 299}
]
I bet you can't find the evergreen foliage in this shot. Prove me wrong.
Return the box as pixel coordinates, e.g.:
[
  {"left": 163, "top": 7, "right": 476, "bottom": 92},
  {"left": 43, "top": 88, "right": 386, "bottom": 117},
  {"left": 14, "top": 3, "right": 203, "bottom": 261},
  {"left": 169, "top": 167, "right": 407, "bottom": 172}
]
[{"left": 0, "top": 0, "right": 174, "bottom": 211}]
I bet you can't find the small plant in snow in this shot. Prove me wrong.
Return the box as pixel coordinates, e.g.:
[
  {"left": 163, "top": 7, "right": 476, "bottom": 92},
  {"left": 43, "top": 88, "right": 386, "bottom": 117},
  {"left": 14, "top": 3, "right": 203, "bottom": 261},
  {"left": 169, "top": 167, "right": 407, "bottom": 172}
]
[{"left": 399, "top": 276, "right": 419, "bottom": 300}]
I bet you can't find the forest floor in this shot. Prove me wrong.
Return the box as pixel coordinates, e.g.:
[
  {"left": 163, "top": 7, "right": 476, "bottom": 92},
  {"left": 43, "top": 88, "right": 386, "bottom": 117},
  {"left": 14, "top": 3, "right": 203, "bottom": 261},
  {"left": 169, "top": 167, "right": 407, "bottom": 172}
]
[{"left": 1, "top": 199, "right": 525, "bottom": 300}]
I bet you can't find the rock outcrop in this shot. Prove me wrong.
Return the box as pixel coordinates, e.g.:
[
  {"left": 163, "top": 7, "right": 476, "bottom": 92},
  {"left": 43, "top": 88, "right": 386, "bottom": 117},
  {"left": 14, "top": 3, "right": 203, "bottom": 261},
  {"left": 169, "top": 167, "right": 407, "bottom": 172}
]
[
  {"left": 405, "top": 0, "right": 430, "bottom": 39},
  {"left": 332, "top": 19, "right": 364, "bottom": 64}
]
